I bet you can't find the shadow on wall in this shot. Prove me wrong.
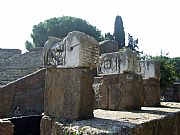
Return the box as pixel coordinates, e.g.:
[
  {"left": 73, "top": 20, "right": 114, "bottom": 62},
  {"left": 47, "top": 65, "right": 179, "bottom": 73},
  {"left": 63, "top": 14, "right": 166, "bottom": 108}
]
[{"left": 0, "top": 68, "right": 45, "bottom": 118}]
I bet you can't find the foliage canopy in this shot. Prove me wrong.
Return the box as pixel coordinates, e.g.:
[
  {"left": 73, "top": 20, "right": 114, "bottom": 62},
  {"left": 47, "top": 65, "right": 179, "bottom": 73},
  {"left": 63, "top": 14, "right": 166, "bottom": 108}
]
[
  {"left": 150, "top": 55, "right": 179, "bottom": 90},
  {"left": 26, "top": 16, "right": 102, "bottom": 48}
]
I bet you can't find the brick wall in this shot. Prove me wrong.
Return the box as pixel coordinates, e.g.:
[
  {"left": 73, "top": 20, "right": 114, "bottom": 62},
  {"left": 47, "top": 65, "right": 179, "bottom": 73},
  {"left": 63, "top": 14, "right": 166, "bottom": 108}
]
[
  {"left": 0, "top": 68, "right": 45, "bottom": 118},
  {"left": 0, "top": 48, "right": 43, "bottom": 86}
]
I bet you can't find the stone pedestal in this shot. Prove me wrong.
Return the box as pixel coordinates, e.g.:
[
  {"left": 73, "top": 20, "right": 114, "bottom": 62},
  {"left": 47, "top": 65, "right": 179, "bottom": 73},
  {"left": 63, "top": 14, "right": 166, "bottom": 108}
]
[
  {"left": 143, "top": 78, "right": 160, "bottom": 106},
  {"left": 93, "top": 72, "right": 144, "bottom": 110},
  {"left": 44, "top": 67, "right": 94, "bottom": 120}
]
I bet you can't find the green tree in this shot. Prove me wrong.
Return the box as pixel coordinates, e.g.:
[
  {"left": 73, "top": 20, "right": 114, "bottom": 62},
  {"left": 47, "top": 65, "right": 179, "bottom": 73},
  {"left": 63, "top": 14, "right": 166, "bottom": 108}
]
[
  {"left": 128, "top": 33, "right": 138, "bottom": 51},
  {"left": 172, "top": 57, "right": 180, "bottom": 79},
  {"left": 25, "top": 40, "right": 34, "bottom": 51},
  {"left": 105, "top": 32, "right": 114, "bottom": 40},
  {"left": 27, "top": 16, "right": 103, "bottom": 47},
  {"left": 113, "top": 15, "right": 125, "bottom": 49},
  {"left": 151, "top": 55, "right": 178, "bottom": 91}
]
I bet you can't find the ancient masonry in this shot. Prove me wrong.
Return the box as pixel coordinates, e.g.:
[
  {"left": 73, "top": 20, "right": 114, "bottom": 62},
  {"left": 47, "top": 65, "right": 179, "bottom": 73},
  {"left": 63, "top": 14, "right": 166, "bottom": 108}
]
[
  {"left": 139, "top": 60, "right": 161, "bottom": 106},
  {"left": 1, "top": 31, "right": 177, "bottom": 135},
  {"left": 94, "top": 49, "right": 143, "bottom": 110},
  {"left": 40, "top": 31, "right": 160, "bottom": 134},
  {"left": 0, "top": 69, "right": 45, "bottom": 118},
  {"left": 0, "top": 47, "right": 43, "bottom": 86},
  {"left": 42, "top": 31, "right": 99, "bottom": 125}
]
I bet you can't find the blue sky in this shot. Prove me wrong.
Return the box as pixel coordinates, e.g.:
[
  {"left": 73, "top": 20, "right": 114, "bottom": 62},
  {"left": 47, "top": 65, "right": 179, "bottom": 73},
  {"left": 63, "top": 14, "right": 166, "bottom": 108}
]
[{"left": 0, "top": 0, "right": 179, "bottom": 57}]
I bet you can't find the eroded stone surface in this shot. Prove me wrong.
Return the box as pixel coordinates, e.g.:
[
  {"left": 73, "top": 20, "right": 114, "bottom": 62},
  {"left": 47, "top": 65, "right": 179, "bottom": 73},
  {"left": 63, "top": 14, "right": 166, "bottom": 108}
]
[
  {"left": 0, "top": 48, "right": 43, "bottom": 86},
  {"left": 138, "top": 60, "right": 160, "bottom": 80},
  {"left": 99, "top": 40, "right": 118, "bottom": 54},
  {"left": 43, "top": 31, "right": 99, "bottom": 68},
  {"left": 143, "top": 78, "right": 160, "bottom": 106},
  {"left": 0, "top": 69, "right": 45, "bottom": 118},
  {"left": 98, "top": 48, "right": 138, "bottom": 75},
  {"left": 93, "top": 72, "right": 144, "bottom": 110},
  {"left": 41, "top": 102, "right": 180, "bottom": 135},
  {"left": 45, "top": 67, "right": 95, "bottom": 120}
]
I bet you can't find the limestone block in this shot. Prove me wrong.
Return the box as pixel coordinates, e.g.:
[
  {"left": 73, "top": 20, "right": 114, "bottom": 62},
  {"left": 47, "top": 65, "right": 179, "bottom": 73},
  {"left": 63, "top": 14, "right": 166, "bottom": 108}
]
[
  {"left": 99, "top": 40, "right": 118, "bottom": 54},
  {"left": 138, "top": 60, "right": 160, "bottom": 80},
  {"left": 98, "top": 48, "right": 138, "bottom": 75},
  {"left": 93, "top": 72, "right": 144, "bottom": 110},
  {"left": 44, "top": 31, "right": 99, "bottom": 68},
  {"left": 45, "top": 67, "right": 94, "bottom": 120},
  {"left": 143, "top": 78, "right": 161, "bottom": 106}
]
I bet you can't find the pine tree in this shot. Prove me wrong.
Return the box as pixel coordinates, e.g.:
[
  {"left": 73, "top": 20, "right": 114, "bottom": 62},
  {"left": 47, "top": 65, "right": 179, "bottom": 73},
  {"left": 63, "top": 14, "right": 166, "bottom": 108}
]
[{"left": 113, "top": 15, "right": 125, "bottom": 49}]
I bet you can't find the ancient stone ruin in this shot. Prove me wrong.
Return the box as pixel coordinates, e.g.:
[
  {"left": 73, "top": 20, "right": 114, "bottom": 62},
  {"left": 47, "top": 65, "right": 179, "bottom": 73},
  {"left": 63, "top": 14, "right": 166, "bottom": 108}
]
[
  {"left": 0, "top": 48, "right": 43, "bottom": 86},
  {"left": 139, "top": 60, "right": 161, "bottom": 106},
  {"left": 94, "top": 48, "right": 143, "bottom": 110},
  {"left": 43, "top": 31, "right": 99, "bottom": 68},
  {"left": 43, "top": 31, "right": 99, "bottom": 121},
  {"left": 1, "top": 31, "right": 180, "bottom": 135},
  {"left": 99, "top": 40, "right": 118, "bottom": 54}
]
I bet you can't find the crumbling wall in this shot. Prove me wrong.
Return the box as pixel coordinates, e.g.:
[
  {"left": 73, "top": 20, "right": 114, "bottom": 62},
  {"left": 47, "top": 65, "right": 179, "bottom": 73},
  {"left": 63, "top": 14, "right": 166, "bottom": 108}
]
[
  {"left": 0, "top": 48, "right": 43, "bottom": 86},
  {"left": 164, "top": 83, "right": 180, "bottom": 102},
  {"left": 0, "top": 69, "right": 45, "bottom": 118}
]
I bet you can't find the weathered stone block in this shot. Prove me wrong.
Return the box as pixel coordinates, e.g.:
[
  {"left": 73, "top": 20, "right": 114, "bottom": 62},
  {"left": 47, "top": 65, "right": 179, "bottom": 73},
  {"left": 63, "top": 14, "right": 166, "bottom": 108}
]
[
  {"left": 93, "top": 72, "right": 144, "bottom": 110},
  {"left": 98, "top": 48, "right": 138, "bottom": 75},
  {"left": 138, "top": 60, "right": 160, "bottom": 80},
  {"left": 143, "top": 78, "right": 160, "bottom": 106},
  {"left": 44, "top": 31, "right": 99, "bottom": 68},
  {"left": 45, "top": 67, "right": 94, "bottom": 120},
  {"left": 99, "top": 40, "right": 118, "bottom": 54}
]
